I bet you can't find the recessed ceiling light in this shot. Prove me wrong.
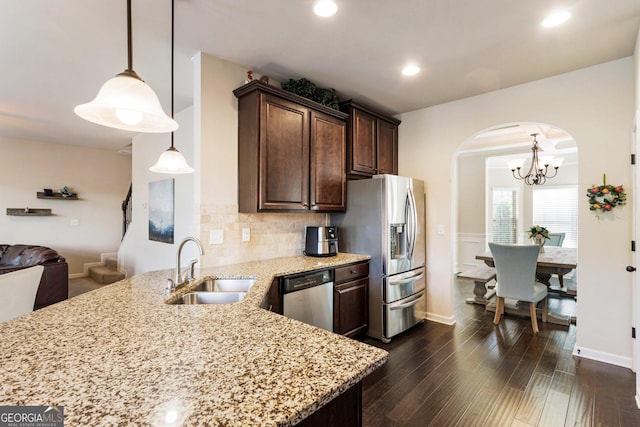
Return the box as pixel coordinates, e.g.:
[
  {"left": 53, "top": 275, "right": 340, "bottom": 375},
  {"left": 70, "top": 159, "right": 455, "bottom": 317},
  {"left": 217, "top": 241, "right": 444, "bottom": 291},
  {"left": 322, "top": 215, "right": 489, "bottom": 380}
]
[
  {"left": 314, "top": 0, "right": 338, "bottom": 17},
  {"left": 402, "top": 64, "right": 420, "bottom": 76},
  {"left": 541, "top": 10, "right": 571, "bottom": 28}
]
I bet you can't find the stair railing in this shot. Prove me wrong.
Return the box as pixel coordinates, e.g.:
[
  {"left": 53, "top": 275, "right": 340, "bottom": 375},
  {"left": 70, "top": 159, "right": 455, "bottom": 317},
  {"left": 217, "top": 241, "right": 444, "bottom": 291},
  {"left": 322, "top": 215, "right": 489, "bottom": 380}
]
[{"left": 121, "top": 184, "right": 132, "bottom": 239}]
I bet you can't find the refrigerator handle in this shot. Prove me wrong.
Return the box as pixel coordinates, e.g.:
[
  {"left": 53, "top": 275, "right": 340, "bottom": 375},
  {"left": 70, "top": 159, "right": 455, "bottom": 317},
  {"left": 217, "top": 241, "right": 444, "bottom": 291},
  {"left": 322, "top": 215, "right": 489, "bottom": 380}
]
[
  {"left": 407, "top": 187, "right": 417, "bottom": 260},
  {"left": 389, "top": 271, "right": 425, "bottom": 285},
  {"left": 389, "top": 290, "right": 425, "bottom": 310}
]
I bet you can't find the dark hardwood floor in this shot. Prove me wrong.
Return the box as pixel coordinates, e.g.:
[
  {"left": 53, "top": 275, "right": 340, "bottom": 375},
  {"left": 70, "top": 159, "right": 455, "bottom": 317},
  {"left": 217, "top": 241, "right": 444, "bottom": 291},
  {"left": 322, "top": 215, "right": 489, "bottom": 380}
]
[{"left": 360, "top": 278, "right": 639, "bottom": 427}]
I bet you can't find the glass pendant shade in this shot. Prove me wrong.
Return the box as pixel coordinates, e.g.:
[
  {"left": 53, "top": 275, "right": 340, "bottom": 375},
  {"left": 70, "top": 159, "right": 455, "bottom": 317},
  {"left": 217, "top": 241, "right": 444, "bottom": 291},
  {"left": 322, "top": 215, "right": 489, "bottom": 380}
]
[
  {"left": 75, "top": 72, "right": 178, "bottom": 133},
  {"left": 149, "top": 146, "right": 194, "bottom": 174}
]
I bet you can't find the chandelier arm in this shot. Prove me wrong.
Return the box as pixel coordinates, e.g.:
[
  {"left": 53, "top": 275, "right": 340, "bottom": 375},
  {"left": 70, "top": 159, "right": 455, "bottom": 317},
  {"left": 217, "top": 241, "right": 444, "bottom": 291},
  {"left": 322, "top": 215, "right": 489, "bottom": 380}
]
[{"left": 544, "top": 166, "right": 559, "bottom": 179}]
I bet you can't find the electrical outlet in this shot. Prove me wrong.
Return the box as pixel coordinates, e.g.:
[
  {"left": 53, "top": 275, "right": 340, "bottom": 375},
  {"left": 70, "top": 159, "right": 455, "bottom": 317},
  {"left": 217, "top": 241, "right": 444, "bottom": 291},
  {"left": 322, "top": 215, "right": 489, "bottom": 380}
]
[
  {"left": 242, "top": 228, "right": 250, "bottom": 242},
  {"left": 70, "top": 218, "right": 79, "bottom": 226},
  {"left": 437, "top": 224, "right": 445, "bottom": 235},
  {"left": 209, "top": 229, "right": 224, "bottom": 244}
]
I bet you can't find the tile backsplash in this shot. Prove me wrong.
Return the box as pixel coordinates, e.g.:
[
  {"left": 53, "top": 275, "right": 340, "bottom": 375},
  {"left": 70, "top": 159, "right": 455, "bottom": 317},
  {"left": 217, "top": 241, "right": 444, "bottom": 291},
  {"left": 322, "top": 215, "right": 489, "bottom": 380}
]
[{"left": 200, "top": 204, "right": 328, "bottom": 267}]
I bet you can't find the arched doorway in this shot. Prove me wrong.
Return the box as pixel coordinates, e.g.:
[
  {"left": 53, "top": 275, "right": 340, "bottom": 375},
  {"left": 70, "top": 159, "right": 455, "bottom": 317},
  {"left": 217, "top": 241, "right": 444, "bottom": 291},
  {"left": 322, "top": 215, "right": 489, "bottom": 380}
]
[{"left": 455, "top": 121, "right": 578, "bottom": 323}]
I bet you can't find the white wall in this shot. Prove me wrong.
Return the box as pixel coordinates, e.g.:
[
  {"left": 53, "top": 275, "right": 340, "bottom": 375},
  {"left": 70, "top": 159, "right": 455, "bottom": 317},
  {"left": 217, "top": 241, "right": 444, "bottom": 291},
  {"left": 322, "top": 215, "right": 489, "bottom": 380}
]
[
  {"left": 121, "top": 107, "right": 197, "bottom": 276},
  {"left": 457, "top": 155, "right": 486, "bottom": 233},
  {"left": 399, "top": 58, "right": 635, "bottom": 366},
  {"left": 0, "top": 137, "right": 131, "bottom": 274}
]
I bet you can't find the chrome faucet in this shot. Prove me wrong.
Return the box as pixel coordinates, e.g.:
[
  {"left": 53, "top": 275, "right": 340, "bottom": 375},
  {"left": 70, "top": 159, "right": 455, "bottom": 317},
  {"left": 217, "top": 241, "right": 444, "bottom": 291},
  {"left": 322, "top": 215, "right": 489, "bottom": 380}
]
[{"left": 166, "top": 237, "right": 205, "bottom": 293}]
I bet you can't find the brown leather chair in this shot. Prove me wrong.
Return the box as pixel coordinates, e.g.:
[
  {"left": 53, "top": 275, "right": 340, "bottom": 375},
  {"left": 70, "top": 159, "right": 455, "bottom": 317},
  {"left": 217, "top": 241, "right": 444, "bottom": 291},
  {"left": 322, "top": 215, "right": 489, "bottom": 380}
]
[{"left": 0, "top": 244, "right": 68, "bottom": 309}]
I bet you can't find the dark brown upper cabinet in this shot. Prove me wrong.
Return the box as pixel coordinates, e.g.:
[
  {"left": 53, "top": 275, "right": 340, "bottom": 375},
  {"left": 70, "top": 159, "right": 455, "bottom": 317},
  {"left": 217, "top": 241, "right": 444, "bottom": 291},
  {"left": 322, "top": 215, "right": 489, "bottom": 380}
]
[
  {"left": 234, "top": 81, "right": 347, "bottom": 213},
  {"left": 339, "top": 100, "right": 401, "bottom": 179}
]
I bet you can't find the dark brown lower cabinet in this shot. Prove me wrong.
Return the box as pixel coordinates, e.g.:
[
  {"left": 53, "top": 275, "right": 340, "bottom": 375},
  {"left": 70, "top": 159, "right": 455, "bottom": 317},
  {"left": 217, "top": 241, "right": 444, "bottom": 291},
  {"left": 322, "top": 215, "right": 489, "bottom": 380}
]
[
  {"left": 297, "top": 382, "right": 362, "bottom": 427},
  {"left": 334, "top": 278, "right": 369, "bottom": 337},
  {"left": 333, "top": 262, "right": 369, "bottom": 338}
]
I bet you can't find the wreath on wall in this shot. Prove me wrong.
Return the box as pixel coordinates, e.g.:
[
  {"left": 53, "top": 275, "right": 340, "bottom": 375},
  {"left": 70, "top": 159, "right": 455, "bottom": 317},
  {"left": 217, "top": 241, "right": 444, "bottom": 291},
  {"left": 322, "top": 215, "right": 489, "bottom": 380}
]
[{"left": 586, "top": 174, "right": 626, "bottom": 212}]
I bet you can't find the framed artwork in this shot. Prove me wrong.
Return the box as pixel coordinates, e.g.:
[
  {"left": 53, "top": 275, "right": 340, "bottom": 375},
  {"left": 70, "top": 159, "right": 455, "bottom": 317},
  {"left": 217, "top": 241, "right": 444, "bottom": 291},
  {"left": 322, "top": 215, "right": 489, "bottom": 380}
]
[{"left": 148, "top": 178, "right": 175, "bottom": 244}]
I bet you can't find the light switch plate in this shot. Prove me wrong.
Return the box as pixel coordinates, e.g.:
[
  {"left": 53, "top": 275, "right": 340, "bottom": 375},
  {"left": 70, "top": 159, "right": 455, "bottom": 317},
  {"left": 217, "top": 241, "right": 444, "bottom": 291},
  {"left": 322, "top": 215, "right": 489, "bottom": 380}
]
[
  {"left": 437, "top": 224, "right": 445, "bottom": 235},
  {"left": 242, "top": 228, "right": 250, "bottom": 242},
  {"left": 210, "top": 229, "right": 224, "bottom": 244}
]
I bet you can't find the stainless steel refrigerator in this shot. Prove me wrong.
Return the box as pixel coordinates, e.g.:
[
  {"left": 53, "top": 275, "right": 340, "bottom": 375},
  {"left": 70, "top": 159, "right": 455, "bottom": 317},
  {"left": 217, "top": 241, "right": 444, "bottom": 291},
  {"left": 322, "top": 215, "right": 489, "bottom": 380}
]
[{"left": 331, "top": 174, "right": 426, "bottom": 343}]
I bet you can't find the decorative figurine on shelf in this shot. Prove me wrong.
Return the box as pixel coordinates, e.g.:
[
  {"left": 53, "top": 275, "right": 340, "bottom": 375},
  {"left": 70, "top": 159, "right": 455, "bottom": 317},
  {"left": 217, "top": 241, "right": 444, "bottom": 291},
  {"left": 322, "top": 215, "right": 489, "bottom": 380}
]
[
  {"left": 43, "top": 188, "right": 53, "bottom": 196},
  {"left": 59, "top": 186, "right": 75, "bottom": 198},
  {"left": 259, "top": 75, "right": 270, "bottom": 84},
  {"left": 245, "top": 70, "right": 254, "bottom": 83},
  {"left": 24, "top": 207, "right": 30, "bottom": 213}
]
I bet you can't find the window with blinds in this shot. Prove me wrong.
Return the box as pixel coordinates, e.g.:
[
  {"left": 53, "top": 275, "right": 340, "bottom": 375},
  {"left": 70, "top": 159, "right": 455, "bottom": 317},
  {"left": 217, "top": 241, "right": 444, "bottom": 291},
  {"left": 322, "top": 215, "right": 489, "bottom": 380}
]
[
  {"left": 492, "top": 188, "right": 518, "bottom": 243},
  {"left": 532, "top": 186, "right": 578, "bottom": 248}
]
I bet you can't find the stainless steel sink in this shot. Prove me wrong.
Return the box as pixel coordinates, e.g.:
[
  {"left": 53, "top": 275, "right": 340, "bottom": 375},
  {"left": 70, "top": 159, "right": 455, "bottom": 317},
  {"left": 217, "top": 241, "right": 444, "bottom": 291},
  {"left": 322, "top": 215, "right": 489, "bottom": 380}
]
[
  {"left": 167, "top": 277, "right": 256, "bottom": 305},
  {"left": 174, "top": 291, "right": 247, "bottom": 305},
  {"left": 192, "top": 278, "right": 256, "bottom": 293}
]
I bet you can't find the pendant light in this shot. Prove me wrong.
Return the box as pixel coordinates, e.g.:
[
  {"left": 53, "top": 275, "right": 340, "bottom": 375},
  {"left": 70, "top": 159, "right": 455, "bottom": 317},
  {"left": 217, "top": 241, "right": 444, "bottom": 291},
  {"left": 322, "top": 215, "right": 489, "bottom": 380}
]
[
  {"left": 149, "top": 0, "right": 194, "bottom": 174},
  {"left": 74, "top": 0, "right": 178, "bottom": 133}
]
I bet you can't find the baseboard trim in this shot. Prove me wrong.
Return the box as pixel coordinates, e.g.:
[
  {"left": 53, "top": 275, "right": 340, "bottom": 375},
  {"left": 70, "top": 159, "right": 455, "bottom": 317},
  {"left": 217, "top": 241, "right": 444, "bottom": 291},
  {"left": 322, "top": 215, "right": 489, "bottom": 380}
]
[
  {"left": 635, "top": 394, "right": 640, "bottom": 410},
  {"left": 68, "top": 272, "right": 86, "bottom": 279},
  {"left": 423, "top": 311, "right": 456, "bottom": 326},
  {"left": 572, "top": 345, "right": 633, "bottom": 369},
  {"left": 82, "top": 261, "right": 103, "bottom": 276},
  {"left": 101, "top": 252, "right": 117, "bottom": 263}
]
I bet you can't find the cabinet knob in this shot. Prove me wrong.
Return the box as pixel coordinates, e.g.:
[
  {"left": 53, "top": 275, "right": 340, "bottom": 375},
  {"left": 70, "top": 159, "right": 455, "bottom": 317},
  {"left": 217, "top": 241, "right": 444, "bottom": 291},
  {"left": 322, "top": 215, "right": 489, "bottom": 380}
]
[{"left": 350, "top": 270, "right": 357, "bottom": 274}]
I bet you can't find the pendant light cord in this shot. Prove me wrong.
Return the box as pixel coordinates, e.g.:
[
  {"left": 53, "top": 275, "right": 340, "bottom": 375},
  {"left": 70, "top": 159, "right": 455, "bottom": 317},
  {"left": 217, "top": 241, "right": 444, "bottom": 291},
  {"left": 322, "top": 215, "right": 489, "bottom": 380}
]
[
  {"left": 170, "top": 0, "right": 175, "bottom": 148},
  {"left": 127, "top": 0, "right": 133, "bottom": 72},
  {"left": 121, "top": 0, "right": 141, "bottom": 80}
]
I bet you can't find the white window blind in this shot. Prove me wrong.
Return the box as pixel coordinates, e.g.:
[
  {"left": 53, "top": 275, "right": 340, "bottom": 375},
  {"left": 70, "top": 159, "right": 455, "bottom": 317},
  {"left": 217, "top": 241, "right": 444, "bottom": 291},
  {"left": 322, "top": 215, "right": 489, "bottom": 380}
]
[
  {"left": 492, "top": 189, "right": 517, "bottom": 243},
  {"left": 532, "top": 186, "right": 578, "bottom": 248}
]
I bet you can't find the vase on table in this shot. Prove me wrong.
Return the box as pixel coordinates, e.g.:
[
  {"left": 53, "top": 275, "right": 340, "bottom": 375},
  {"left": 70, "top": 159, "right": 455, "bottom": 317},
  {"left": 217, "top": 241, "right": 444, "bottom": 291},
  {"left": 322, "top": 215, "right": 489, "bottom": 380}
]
[{"left": 533, "top": 235, "right": 545, "bottom": 253}]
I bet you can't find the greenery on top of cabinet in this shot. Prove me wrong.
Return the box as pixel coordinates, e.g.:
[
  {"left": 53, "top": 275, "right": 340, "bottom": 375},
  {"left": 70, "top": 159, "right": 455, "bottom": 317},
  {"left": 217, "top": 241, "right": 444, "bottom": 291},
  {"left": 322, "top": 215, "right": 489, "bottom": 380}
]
[{"left": 281, "top": 78, "right": 340, "bottom": 110}]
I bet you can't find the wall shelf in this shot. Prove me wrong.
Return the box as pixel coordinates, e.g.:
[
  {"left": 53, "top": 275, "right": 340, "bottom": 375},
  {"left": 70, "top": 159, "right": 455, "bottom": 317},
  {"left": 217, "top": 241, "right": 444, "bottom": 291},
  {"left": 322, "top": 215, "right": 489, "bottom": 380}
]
[
  {"left": 7, "top": 208, "right": 52, "bottom": 216},
  {"left": 37, "top": 192, "right": 78, "bottom": 200}
]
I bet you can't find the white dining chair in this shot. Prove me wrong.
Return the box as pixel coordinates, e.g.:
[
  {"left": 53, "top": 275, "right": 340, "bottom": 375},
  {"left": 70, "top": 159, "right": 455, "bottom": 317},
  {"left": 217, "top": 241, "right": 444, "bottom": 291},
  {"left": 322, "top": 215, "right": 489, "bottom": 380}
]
[
  {"left": 0, "top": 265, "right": 44, "bottom": 323},
  {"left": 489, "top": 243, "right": 548, "bottom": 333},
  {"left": 546, "top": 233, "right": 565, "bottom": 247}
]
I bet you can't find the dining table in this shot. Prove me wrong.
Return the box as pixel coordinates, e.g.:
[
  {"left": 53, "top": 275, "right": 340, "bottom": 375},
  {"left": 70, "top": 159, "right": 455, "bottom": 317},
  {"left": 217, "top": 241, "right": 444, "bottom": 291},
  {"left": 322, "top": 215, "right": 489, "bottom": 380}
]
[{"left": 475, "top": 246, "right": 577, "bottom": 326}]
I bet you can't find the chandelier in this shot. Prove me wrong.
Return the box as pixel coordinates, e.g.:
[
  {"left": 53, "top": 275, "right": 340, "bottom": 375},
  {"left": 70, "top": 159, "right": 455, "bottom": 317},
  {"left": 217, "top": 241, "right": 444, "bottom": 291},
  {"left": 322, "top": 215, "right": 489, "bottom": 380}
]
[{"left": 509, "top": 133, "right": 563, "bottom": 185}]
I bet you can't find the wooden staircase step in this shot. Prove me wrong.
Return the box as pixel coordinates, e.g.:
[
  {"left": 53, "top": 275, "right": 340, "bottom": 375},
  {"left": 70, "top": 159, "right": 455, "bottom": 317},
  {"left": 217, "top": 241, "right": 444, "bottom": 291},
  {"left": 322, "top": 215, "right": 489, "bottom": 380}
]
[
  {"left": 89, "top": 265, "right": 124, "bottom": 285},
  {"left": 105, "top": 257, "right": 118, "bottom": 270}
]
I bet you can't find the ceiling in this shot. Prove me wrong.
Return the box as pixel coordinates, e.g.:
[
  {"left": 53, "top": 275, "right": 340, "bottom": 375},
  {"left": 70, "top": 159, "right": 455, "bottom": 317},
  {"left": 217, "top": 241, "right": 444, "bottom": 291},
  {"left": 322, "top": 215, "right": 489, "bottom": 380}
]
[{"left": 1, "top": 0, "right": 639, "bottom": 151}]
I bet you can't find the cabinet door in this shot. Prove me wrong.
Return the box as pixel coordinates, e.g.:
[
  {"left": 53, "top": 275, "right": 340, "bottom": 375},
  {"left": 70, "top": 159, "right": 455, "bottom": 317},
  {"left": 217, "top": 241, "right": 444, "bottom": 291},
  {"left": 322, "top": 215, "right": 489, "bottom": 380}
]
[
  {"left": 377, "top": 119, "right": 398, "bottom": 175},
  {"left": 310, "top": 111, "right": 346, "bottom": 211},
  {"left": 334, "top": 278, "right": 369, "bottom": 337},
  {"left": 349, "top": 109, "right": 377, "bottom": 176},
  {"left": 259, "top": 94, "right": 310, "bottom": 210}
]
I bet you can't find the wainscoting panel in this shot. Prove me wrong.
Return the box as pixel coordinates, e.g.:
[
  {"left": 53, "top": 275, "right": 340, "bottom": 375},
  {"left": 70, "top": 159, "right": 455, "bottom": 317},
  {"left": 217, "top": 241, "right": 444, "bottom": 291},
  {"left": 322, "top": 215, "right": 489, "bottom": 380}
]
[{"left": 456, "top": 233, "right": 486, "bottom": 273}]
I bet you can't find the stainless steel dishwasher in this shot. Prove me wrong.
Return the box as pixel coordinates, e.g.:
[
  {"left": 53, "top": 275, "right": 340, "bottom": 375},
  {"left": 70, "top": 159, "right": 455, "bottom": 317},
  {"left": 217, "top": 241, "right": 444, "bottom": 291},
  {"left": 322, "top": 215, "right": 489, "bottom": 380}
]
[{"left": 282, "top": 269, "right": 333, "bottom": 331}]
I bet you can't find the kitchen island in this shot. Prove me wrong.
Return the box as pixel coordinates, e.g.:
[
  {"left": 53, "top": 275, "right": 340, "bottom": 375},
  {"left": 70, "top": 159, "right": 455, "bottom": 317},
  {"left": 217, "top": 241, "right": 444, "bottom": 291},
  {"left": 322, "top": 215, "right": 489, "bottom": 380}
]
[{"left": 0, "top": 253, "right": 387, "bottom": 426}]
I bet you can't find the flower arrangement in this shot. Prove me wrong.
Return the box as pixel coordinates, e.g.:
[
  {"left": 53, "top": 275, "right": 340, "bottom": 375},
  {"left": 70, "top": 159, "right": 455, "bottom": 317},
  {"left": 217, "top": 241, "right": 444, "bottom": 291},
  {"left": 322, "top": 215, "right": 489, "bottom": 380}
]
[
  {"left": 527, "top": 225, "right": 550, "bottom": 240},
  {"left": 587, "top": 174, "right": 626, "bottom": 212}
]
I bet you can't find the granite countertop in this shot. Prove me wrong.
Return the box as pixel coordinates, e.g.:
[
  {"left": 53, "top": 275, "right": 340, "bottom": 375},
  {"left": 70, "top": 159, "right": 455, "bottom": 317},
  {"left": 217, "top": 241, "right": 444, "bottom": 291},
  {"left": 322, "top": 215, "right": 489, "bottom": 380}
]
[{"left": 0, "top": 253, "right": 388, "bottom": 426}]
